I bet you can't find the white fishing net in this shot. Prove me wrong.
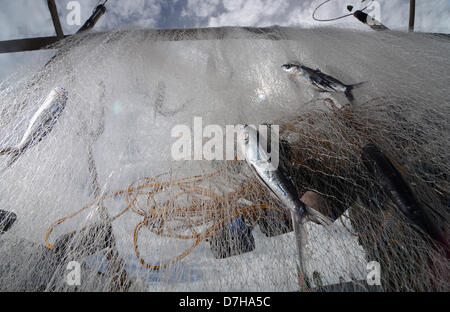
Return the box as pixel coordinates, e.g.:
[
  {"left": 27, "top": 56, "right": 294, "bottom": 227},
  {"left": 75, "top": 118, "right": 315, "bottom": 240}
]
[{"left": 0, "top": 26, "right": 448, "bottom": 292}]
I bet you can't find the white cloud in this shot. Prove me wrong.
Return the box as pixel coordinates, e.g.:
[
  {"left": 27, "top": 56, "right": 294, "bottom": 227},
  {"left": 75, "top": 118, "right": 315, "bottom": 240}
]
[
  {"left": 54, "top": 0, "right": 163, "bottom": 32},
  {"left": 209, "top": 0, "right": 289, "bottom": 27},
  {"left": 183, "top": 0, "right": 449, "bottom": 32},
  {"left": 379, "top": 0, "right": 450, "bottom": 33},
  {"left": 178, "top": 0, "right": 371, "bottom": 29},
  {"left": 0, "top": 0, "right": 448, "bottom": 81},
  {"left": 223, "top": 0, "right": 245, "bottom": 12},
  {"left": 182, "top": 0, "right": 220, "bottom": 18},
  {"left": 99, "top": 0, "right": 162, "bottom": 29},
  {"left": 0, "top": 0, "right": 55, "bottom": 40}
]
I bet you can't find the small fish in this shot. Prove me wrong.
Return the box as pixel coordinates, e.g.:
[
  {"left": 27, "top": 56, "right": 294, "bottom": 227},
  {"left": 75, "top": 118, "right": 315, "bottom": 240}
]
[
  {"left": 239, "top": 125, "right": 333, "bottom": 226},
  {"left": 0, "top": 87, "right": 68, "bottom": 167},
  {"left": 239, "top": 125, "right": 333, "bottom": 282},
  {"left": 281, "top": 63, "right": 365, "bottom": 102}
]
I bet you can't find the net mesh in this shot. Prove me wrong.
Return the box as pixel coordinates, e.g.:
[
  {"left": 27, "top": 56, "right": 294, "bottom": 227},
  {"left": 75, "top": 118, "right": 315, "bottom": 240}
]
[{"left": 0, "top": 26, "right": 448, "bottom": 291}]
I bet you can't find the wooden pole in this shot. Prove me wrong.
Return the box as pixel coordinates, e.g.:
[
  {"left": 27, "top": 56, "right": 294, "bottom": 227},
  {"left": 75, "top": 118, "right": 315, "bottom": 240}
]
[
  {"left": 47, "top": 0, "right": 64, "bottom": 39},
  {"left": 409, "top": 0, "right": 416, "bottom": 32}
]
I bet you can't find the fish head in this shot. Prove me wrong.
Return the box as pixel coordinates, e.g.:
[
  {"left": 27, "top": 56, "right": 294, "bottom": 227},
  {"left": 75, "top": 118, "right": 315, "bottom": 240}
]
[
  {"left": 41, "top": 87, "right": 68, "bottom": 118},
  {"left": 238, "top": 124, "right": 250, "bottom": 149},
  {"left": 53, "top": 87, "right": 68, "bottom": 100},
  {"left": 238, "top": 124, "right": 257, "bottom": 162},
  {"left": 281, "top": 64, "right": 300, "bottom": 75},
  {"left": 238, "top": 125, "right": 274, "bottom": 167},
  {"left": 51, "top": 87, "right": 69, "bottom": 109}
]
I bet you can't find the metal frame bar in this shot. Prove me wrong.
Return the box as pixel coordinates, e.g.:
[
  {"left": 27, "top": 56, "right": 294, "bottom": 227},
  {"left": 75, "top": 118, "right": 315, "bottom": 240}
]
[
  {"left": 47, "top": 0, "right": 64, "bottom": 39},
  {"left": 0, "top": 36, "right": 68, "bottom": 54},
  {"left": 409, "top": 0, "right": 416, "bottom": 32}
]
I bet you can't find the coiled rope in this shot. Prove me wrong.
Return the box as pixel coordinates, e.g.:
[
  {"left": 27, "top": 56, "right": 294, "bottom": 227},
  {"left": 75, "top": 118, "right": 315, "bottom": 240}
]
[
  {"left": 312, "top": 0, "right": 375, "bottom": 22},
  {"left": 45, "top": 160, "right": 287, "bottom": 270}
]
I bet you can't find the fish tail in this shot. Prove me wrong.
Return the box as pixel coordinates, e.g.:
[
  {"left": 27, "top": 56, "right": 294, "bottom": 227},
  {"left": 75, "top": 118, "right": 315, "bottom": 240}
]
[
  {"left": 346, "top": 81, "right": 366, "bottom": 92},
  {"left": 0, "top": 148, "right": 20, "bottom": 170},
  {"left": 0, "top": 147, "right": 15, "bottom": 156},
  {"left": 345, "top": 82, "right": 365, "bottom": 102},
  {"left": 344, "top": 90, "right": 355, "bottom": 102},
  {"left": 5, "top": 149, "right": 21, "bottom": 168}
]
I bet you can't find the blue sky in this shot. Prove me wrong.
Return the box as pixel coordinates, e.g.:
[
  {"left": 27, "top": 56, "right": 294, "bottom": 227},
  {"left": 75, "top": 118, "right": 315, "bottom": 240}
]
[{"left": 0, "top": 0, "right": 449, "bottom": 81}]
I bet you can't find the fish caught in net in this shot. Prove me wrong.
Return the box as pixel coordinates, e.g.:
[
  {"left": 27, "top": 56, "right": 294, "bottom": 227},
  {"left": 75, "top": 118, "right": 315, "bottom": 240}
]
[{"left": 0, "top": 26, "right": 448, "bottom": 291}]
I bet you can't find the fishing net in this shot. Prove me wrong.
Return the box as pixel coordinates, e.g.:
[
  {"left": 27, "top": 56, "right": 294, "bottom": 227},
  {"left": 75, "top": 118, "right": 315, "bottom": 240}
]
[{"left": 0, "top": 26, "right": 448, "bottom": 291}]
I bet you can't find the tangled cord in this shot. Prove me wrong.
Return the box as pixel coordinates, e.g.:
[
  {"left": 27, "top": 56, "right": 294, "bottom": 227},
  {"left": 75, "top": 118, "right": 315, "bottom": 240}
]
[
  {"left": 45, "top": 160, "right": 288, "bottom": 270},
  {"left": 312, "top": 0, "right": 375, "bottom": 22}
]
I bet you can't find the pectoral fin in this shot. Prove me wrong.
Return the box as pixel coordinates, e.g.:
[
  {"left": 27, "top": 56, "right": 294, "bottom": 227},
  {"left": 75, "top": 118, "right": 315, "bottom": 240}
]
[{"left": 305, "top": 205, "right": 334, "bottom": 227}]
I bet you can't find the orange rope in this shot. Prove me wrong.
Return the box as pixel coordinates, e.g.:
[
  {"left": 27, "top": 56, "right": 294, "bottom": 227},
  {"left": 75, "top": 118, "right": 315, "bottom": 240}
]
[{"left": 44, "top": 161, "right": 282, "bottom": 270}]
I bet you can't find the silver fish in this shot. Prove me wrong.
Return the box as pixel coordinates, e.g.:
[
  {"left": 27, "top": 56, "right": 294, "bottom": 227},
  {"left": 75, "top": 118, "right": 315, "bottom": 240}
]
[
  {"left": 239, "top": 125, "right": 332, "bottom": 285},
  {"left": 0, "top": 87, "right": 68, "bottom": 167},
  {"left": 281, "top": 63, "right": 364, "bottom": 102}
]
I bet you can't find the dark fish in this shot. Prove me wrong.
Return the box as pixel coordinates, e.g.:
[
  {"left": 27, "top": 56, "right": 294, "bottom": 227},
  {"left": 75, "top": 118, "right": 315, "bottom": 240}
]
[{"left": 282, "top": 63, "right": 364, "bottom": 102}]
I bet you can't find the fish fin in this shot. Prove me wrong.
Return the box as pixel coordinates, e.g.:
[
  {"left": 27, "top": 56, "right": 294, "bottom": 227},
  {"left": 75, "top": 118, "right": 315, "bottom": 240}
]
[
  {"left": 345, "top": 90, "right": 355, "bottom": 102},
  {"left": 305, "top": 205, "right": 334, "bottom": 227},
  {"left": 346, "top": 81, "right": 366, "bottom": 91}
]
